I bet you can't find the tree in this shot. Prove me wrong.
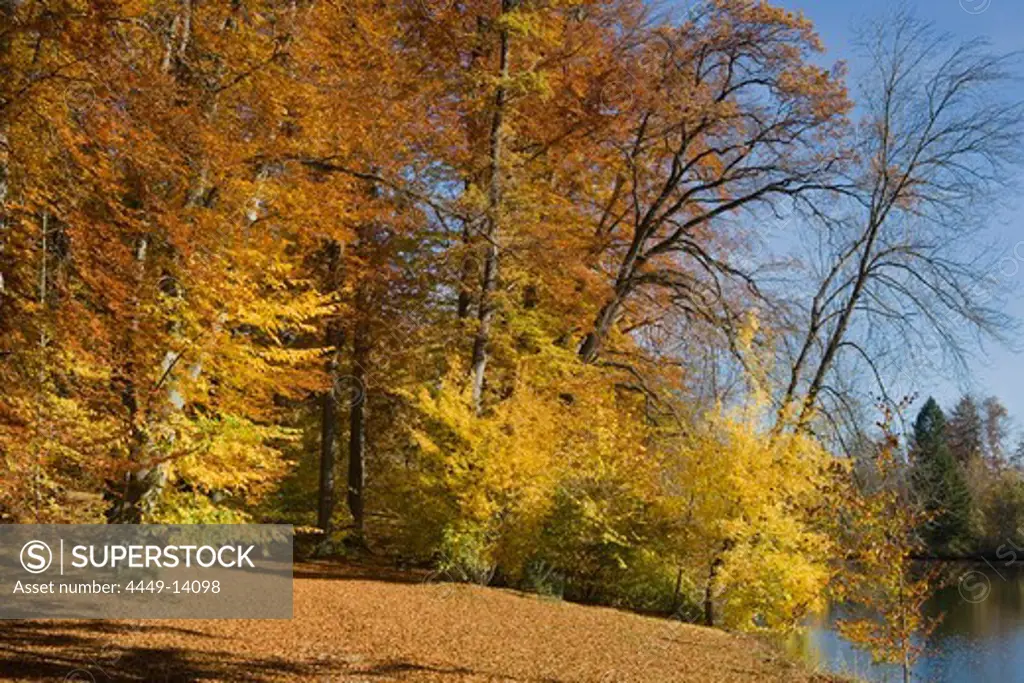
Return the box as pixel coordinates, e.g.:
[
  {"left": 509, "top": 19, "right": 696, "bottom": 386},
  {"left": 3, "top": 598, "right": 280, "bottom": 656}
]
[
  {"left": 1, "top": 0, "right": 338, "bottom": 522},
  {"left": 780, "top": 10, "right": 1023, "bottom": 432},
  {"left": 910, "top": 398, "right": 972, "bottom": 553},
  {"left": 982, "top": 395, "right": 1011, "bottom": 461},
  {"left": 573, "top": 1, "right": 850, "bottom": 365}
]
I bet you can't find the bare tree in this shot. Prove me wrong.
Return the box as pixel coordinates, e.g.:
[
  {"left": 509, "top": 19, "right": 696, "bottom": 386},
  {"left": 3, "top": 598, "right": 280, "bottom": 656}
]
[{"left": 779, "top": 11, "right": 1024, "bottom": 432}]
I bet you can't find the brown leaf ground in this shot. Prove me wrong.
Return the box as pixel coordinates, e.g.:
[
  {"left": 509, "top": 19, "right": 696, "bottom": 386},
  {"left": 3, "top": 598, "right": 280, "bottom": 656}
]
[{"left": 0, "top": 561, "right": 840, "bottom": 682}]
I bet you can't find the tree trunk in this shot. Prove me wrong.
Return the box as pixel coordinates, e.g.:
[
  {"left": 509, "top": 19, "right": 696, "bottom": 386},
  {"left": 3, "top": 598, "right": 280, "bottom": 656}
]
[
  {"left": 318, "top": 240, "right": 343, "bottom": 534},
  {"left": 703, "top": 553, "right": 723, "bottom": 627},
  {"left": 456, "top": 217, "right": 475, "bottom": 320},
  {"left": 578, "top": 295, "right": 624, "bottom": 363},
  {"left": 672, "top": 565, "right": 684, "bottom": 614},
  {"left": 469, "top": 0, "right": 514, "bottom": 413},
  {"left": 577, "top": 228, "right": 642, "bottom": 363},
  {"left": 317, "top": 367, "right": 338, "bottom": 532},
  {"left": 106, "top": 235, "right": 168, "bottom": 523},
  {"left": 456, "top": 18, "right": 488, "bottom": 321},
  {"left": 900, "top": 571, "right": 911, "bottom": 683},
  {"left": 34, "top": 212, "right": 48, "bottom": 519},
  {"left": 346, "top": 282, "right": 371, "bottom": 543},
  {"left": 105, "top": 467, "right": 168, "bottom": 524},
  {"left": 704, "top": 541, "right": 732, "bottom": 627},
  {"left": 798, "top": 214, "right": 883, "bottom": 425}
]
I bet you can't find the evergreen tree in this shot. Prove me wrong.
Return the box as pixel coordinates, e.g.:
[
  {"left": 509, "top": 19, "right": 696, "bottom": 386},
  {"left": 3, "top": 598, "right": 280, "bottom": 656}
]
[{"left": 911, "top": 398, "right": 973, "bottom": 554}]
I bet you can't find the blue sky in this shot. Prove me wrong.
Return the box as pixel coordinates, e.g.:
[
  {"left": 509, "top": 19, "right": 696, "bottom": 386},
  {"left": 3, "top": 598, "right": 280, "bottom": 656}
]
[{"left": 679, "top": 0, "right": 1024, "bottom": 432}]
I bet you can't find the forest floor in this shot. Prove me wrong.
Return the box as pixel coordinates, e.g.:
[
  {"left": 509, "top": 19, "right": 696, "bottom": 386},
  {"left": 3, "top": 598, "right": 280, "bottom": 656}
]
[{"left": 0, "top": 560, "right": 842, "bottom": 682}]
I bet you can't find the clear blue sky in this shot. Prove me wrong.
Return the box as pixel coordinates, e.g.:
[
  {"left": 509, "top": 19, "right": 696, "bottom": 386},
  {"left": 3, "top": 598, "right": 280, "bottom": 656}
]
[{"left": 679, "top": 0, "right": 1024, "bottom": 431}]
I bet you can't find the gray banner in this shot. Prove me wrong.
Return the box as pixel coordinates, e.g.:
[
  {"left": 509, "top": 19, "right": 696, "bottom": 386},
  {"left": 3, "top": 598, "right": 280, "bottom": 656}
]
[{"left": 0, "top": 525, "right": 293, "bottom": 619}]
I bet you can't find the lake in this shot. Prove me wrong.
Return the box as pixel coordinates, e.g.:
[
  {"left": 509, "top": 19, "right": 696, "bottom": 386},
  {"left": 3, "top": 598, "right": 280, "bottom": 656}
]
[{"left": 791, "top": 565, "right": 1024, "bottom": 682}]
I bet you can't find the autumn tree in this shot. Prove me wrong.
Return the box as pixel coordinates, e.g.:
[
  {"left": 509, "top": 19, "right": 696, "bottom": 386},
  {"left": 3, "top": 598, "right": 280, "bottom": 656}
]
[
  {"left": 572, "top": 0, "right": 849, "bottom": 368},
  {"left": 1, "top": 0, "right": 335, "bottom": 522}
]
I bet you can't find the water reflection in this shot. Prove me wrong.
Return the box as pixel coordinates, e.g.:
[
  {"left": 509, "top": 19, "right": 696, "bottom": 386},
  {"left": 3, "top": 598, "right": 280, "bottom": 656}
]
[{"left": 794, "top": 565, "right": 1024, "bottom": 682}]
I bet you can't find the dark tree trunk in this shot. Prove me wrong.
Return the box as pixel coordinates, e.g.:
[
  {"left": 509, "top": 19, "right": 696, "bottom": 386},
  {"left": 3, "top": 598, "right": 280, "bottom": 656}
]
[
  {"left": 318, "top": 240, "right": 343, "bottom": 534},
  {"left": 346, "top": 284, "right": 371, "bottom": 542},
  {"left": 577, "top": 296, "right": 623, "bottom": 363},
  {"left": 104, "top": 467, "right": 167, "bottom": 524},
  {"left": 456, "top": 218, "right": 475, "bottom": 320},
  {"left": 704, "top": 546, "right": 728, "bottom": 627},
  {"left": 317, "top": 372, "right": 338, "bottom": 532},
  {"left": 577, "top": 240, "right": 637, "bottom": 364},
  {"left": 456, "top": 19, "right": 487, "bottom": 321}
]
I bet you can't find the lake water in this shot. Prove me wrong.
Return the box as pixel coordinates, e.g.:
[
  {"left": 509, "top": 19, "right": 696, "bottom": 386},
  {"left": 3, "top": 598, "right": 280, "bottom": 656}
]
[{"left": 791, "top": 565, "right": 1024, "bottom": 682}]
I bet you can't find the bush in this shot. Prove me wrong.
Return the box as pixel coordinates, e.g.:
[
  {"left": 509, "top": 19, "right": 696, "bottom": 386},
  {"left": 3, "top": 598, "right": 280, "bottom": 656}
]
[{"left": 436, "top": 522, "right": 497, "bottom": 586}]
